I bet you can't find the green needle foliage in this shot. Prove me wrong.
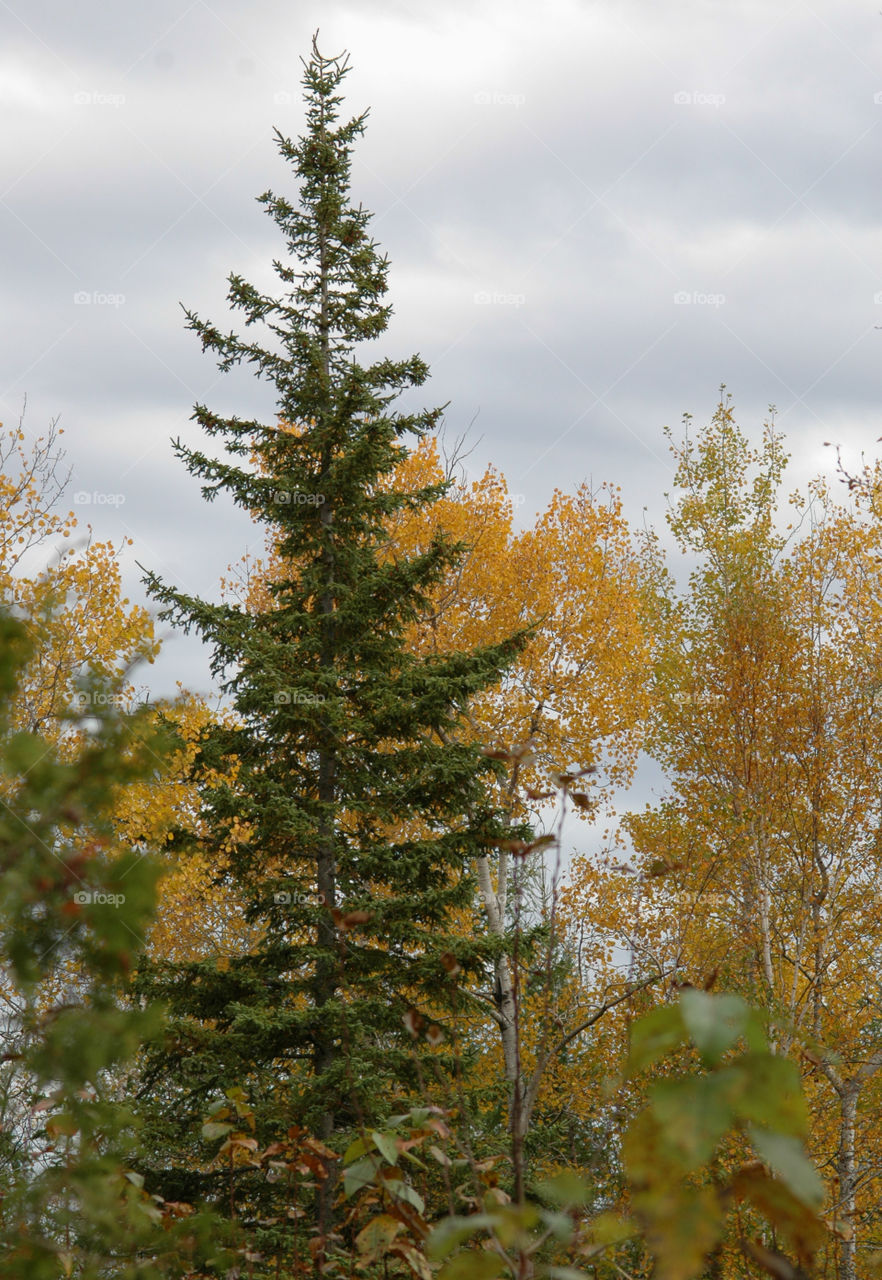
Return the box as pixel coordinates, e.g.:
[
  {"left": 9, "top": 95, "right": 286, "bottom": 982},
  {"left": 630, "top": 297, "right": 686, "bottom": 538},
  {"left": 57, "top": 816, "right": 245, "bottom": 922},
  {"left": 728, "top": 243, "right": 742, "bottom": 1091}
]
[{"left": 135, "top": 33, "right": 530, "bottom": 1238}]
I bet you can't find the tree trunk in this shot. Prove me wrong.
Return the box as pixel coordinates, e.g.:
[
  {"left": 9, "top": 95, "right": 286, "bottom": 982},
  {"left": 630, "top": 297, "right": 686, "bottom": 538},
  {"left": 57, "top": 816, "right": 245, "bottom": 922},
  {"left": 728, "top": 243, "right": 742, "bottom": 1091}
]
[
  {"left": 314, "top": 83, "right": 337, "bottom": 1235},
  {"left": 837, "top": 1084, "right": 858, "bottom": 1280},
  {"left": 475, "top": 851, "right": 526, "bottom": 1197}
]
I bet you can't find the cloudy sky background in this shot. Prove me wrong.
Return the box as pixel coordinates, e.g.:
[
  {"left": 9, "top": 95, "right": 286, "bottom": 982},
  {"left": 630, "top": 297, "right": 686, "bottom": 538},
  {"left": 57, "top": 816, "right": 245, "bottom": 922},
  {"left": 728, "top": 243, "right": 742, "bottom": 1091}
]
[{"left": 2, "top": 0, "right": 881, "bottom": 761}]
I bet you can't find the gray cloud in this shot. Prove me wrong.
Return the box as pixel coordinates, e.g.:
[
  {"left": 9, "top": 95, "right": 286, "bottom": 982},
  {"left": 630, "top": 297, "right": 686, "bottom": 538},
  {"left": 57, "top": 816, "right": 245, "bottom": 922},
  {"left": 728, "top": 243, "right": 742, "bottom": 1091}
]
[{"left": 1, "top": 0, "right": 880, "bottom": 719}]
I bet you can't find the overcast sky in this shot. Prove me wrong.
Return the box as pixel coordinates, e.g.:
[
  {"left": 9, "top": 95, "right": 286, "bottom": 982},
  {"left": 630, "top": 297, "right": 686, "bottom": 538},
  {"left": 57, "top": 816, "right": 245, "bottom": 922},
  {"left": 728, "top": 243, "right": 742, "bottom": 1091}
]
[{"left": 3, "top": 0, "right": 881, "bottom": 721}]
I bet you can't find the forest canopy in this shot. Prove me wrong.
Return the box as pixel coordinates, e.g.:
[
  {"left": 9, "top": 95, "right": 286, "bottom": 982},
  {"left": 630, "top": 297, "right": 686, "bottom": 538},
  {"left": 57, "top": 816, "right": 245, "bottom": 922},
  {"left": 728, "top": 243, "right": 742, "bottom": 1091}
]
[{"left": 1, "top": 33, "right": 879, "bottom": 1280}]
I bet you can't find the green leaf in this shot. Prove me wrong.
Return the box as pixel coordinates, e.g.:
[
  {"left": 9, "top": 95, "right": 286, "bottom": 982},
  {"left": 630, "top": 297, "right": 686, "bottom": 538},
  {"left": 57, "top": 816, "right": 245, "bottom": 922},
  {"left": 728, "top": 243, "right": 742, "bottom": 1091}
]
[
  {"left": 538, "top": 1208, "right": 574, "bottom": 1243},
  {"left": 748, "top": 1128, "right": 824, "bottom": 1208},
  {"left": 201, "top": 1122, "right": 234, "bottom": 1141},
  {"left": 386, "top": 1178, "right": 425, "bottom": 1213},
  {"left": 45, "top": 1113, "right": 79, "bottom": 1138},
  {"left": 355, "top": 1214, "right": 402, "bottom": 1263},
  {"left": 739, "top": 1054, "right": 808, "bottom": 1135},
  {"left": 371, "top": 1129, "right": 399, "bottom": 1164},
  {"left": 343, "top": 1153, "right": 382, "bottom": 1200},
  {"left": 627, "top": 1003, "right": 684, "bottom": 1074},
  {"left": 731, "top": 1167, "right": 825, "bottom": 1257},
  {"left": 427, "top": 1215, "right": 496, "bottom": 1260},
  {"left": 438, "top": 1251, "right": 505, "bottom": 1280},
  {"left": 650, "top": 1069, "right": 742, "bottom": 1170},
  {"left": 680, "top": 989, "right": 747, "bottom": 1064},
  {"left": 640, "top": 1184, "right": 724, "bottom": 1280},
  {"left": 582, "top": 1211, "right": 635, "bottom": 1252},
  {"left": 535, "top": 1170, "right": 594, "bottom": 1205},
  {"left": 343, "top": 1134, "right": 372, "bottom": 1164},
  {"left": 487, "top": 1203, "right": 540, "bottom": 1246},
  {"left": 6, "top": 731, "right": 49, "bottom": 774},
  {"left": 622, "top": 1107, "right": 667, "bottom": 1185},
  {"left": 396, "top": 1242, "right": 434, "bottom": 1280},
  {"left": 405, "top": 1108, "right": 432, "bottom": 1126}
]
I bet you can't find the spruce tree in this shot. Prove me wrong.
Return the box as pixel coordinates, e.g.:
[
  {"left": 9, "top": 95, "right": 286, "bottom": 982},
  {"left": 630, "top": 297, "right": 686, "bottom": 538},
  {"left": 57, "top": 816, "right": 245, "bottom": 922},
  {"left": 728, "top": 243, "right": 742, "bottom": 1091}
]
[{"left": 135, "top": 35, "right": 529, "bottom": 1237}]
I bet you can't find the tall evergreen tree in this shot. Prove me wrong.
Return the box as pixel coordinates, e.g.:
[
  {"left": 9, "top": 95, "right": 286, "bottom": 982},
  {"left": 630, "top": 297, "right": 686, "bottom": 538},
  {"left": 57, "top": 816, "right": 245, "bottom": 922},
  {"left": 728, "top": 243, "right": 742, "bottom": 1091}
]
[{"left": 135, "top": 35, "right": 529, "bottom": 1237}]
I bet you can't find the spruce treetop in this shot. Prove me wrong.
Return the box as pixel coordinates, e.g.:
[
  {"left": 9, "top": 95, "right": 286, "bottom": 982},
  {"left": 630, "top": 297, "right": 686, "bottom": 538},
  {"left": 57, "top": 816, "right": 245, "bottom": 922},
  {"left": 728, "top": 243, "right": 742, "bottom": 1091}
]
[{"left": 170, "top": 34, "right": 444, "bottom": 571}]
